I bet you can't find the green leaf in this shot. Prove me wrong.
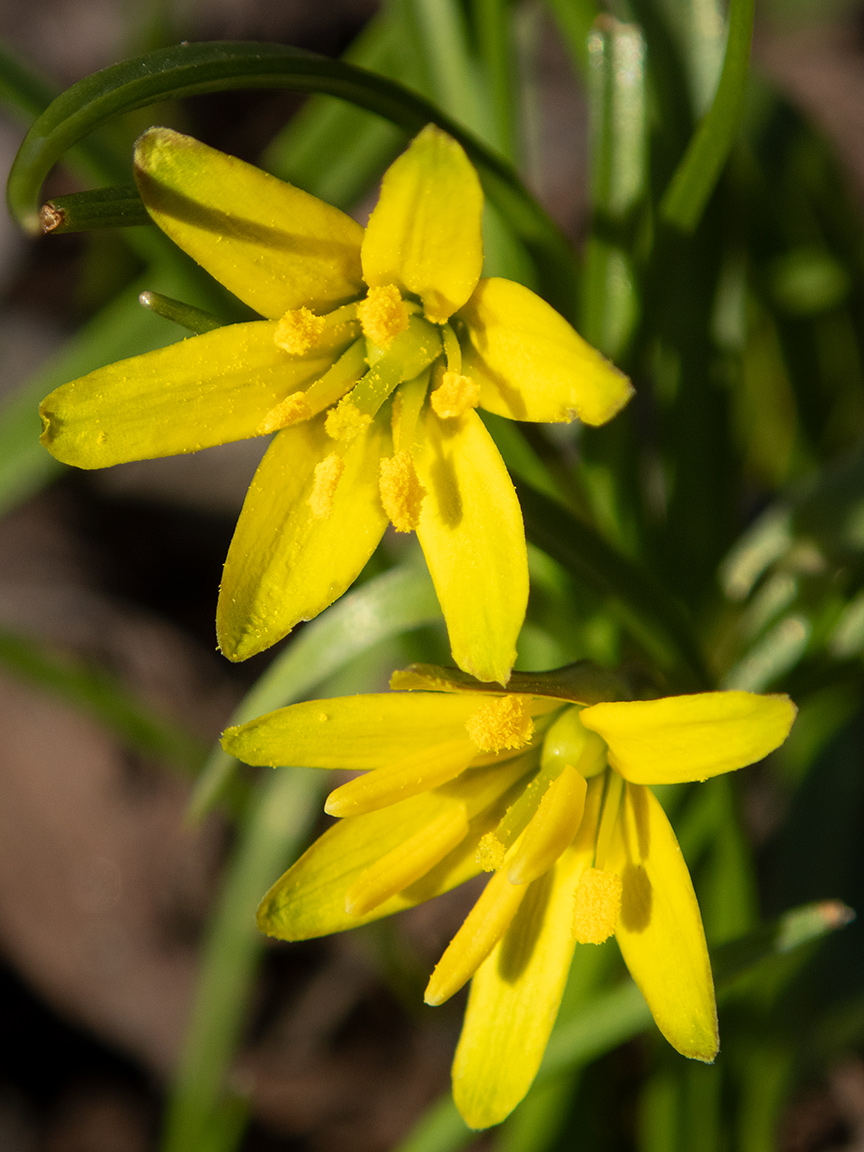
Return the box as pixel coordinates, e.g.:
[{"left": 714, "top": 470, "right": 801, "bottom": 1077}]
[
  {"left": 659, "top": 0, "right": 755, "bottom": 233},
  {"left": 0, "top": 628, "right": 207, "bottom": 772},
  {"left": 516, "top": 482, "right": 709, "bottom": 689}
]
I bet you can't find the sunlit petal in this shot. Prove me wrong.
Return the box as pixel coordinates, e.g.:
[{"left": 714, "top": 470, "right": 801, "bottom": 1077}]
[
  {"left": 414, "top": 406, "right": 528, "bottom": 684},
  {"left": 451, "top": 844, "right": 589, "bottom": 1129},
  {"left": 361, "top": 124, "right": 483, "bottom": 323},
  {"left": 458, "top": 278, "right": 633, "bottom": 425},
  {"left": 223, "top": 694, "right": 489, "bottom": 769},
  {"left": 134, "top": 127, "right": 365, "bottom": 318},
  {"left": 580, "top": 692, "right": 797, "bottom": 784},
  {"left": 40, "top": 322, "right": 339, "bottom": 467},
  {"left": 217, "top": 414, "right": 388, "bottom": 660},
  {"left": 608, "top": 783, "right": 718, "bottom": 1061},
  {"left": 257, "top": 759, "right": 529, "bottom": 940}
]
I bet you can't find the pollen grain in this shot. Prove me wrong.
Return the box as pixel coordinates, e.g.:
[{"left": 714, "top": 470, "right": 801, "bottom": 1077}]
[{"left": 466, "top": 695, "right": 534, "bottom": 753}]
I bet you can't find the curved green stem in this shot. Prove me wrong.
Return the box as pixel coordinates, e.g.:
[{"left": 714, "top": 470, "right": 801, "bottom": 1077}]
[{"left": 6, "top": 40, "right": 576, "bottom": 308}]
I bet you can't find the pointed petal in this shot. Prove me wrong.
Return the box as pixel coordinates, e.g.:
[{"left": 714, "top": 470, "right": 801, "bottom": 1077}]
[
  {"left": 134, "top": 128, "right": 365, "bottom": 318},
  {"left": 257, "top": 758, "right": 529, "bottom": 940},
  {"left": 451, "top": 845, "right": 587, "bottom": 1129},
  {"left": 325, "top": 739, "right": 479, "bottom": 816},
  {"left": 217, "top": 414, "right": 388, "bottom": 660},
  {"left": 425, "top": 870, "right": 528, "bottom": 1006},
  {"left": 580, "top": 692, "right": 797, "bottom": 784},
  {"left": 361, "top": 125, "right": 483, "bottom": 323},
  {"left": 458, "top": 278, "right": 633, "bottom": 425},
  {"left": 345, "top": 804, "right": 469, "bottom": 915},
  {"left": 608, "top": 783, "right": 717, "bottom": 1060},
  {"left": 507, "top": 764, "right": 588, "bottom": 885},
  {"left": 414, "top": 407, "right": 528, "bottom": 684},
  {"left": 40, "top": 322, "right": 340, "bottom": 467},
  {"left": 223, "top": 694, "right": 487, "bottom": 769}
]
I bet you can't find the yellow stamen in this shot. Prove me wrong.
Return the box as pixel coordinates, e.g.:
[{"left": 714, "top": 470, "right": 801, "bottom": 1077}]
[
  {"left": 476, "top": 831, "right": 506, "bottom": 872},
  {"left": 507, "top": 764, "right": 588, "bottom": 885},
  {"left": 256, "top": 391, "right": 312, "bottom": 434},
  {"left": 430, "top": 370, "right": 480, "bottom": 419},
  {"left": 358, "top": 284, "right": 410, "bottom": 349},
  {"left": 379, "top": 449, "right": 426, "bottom": 532},
  {"left": 325, "top": 397, "right": 372, "bottom": 441},
  {"left": 274, "top": 307, "right": 327, "bottom": 354},
  {"left": 345, "top": 805, "right": 469, "bottom": 916},
  {"left": 324, "top": 740, "right": 476, "bottom": 817},
  {"left": 466, "top": 695, "right": 534, "bottom": 753},
  {"left": 572, "top": 867, "right": 622, "bottom": 944},
  {"left": 307, "top": 453, "right": 344, "bottom": 519},
  {"left": 424, "top": 870, "right": 527, "bottom": 1005}
]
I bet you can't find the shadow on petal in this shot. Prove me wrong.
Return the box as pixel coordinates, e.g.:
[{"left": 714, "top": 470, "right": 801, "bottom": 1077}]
[
  {"left": 497, "top": 870, "right": 553, "bottom": 984},
  {"left": 620, "top": 862, "right": 652, "bottom": 933}
]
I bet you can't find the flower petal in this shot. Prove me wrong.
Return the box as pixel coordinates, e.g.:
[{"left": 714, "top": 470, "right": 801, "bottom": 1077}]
[
  {"left": 361, "top": 125, "right": 483, "bottom": 323},
  {"left": 458, "top": 278, "right": 633, "bottom": 425},
  {"left": 134, "top": 127, "right": 365, "bottom": 318},
  {"left": 451, "top": 845, "right": 588, "bottom": 1129},
  {"left": 608, "top": 783, "right": 717, "bottom": 1060},
  {"left": 579, "top": 692, "right": 797, "bottom": 784},
  {"left": 257, "top": 758, "right": 529, "bottom": 940},
  {"left": 223, "top": 694, "right": 488, "bottom": 769},
  {"left": 414, "top": 407, "right": 528, "bottom": 684},
  {"left": 40, "top": 322, "right": 340, "bottom": 467},
  {"left": 217, "top": 414, "right": 388, "bottom": 660}
]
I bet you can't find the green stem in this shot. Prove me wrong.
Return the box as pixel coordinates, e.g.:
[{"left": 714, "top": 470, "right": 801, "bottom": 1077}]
[
  {"left": 6, "top": 40, "right": 576, "bottom": 310},
  {"left": 659, "top": 0, "right": 755, "bottom": 233}
]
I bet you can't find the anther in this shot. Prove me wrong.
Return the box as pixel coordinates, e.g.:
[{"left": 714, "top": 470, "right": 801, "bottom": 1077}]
[
  {"left": 274, "top": 307, "right": 326, "bottom": 354},
  {"left": 325, "top": 397, "right": 372, "bottom": 441},
  {"left": 379, "top": 449, "right": 426, "bottom": 531},
  {"left": 466, "top": 696, "right": 534, "bottom": 753},
  {"left": 358, "top": 284, "right": 410, "bottom": 350},
  {"left": 431, "top": 371, "right": 480, "bottom": 419},
  {"left": 476, "top": 832, "right": 506, "bottom": 872},
  {"left": 256, "top": 391, "right": 312, "bottom": 434}
]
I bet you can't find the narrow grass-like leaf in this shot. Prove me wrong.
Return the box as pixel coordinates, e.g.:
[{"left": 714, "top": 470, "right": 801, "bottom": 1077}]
[
  {"left": 516, "top": 482, "right": 709, "bottom": 688},
  {"left": 0, "top": 628, "right": 207, "bottom": 772},
  {"left": 162, "top": 764, "right": 324, "bottom": 1152},
  {"left": 659, "top": 0, "right": 755, "bottom": 233},
  {"left": 6, "top": 41, "right": 576, "bottom": 310}
]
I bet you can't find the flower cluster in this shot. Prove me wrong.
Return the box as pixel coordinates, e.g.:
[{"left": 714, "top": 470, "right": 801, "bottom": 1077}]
[
  {"left": 222, "top": 662, "right": 796, "bottom": 1128},
  {"left": 39, "top": 125, "right": 631, "bottom": 684},
  {"left": 38, "top": 122, "right": 798, "bottom": 1130}
]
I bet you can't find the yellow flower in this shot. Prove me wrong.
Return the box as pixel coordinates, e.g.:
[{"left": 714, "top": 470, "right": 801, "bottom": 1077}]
[
  {"left": 222, "top": 662, "right": 796, "bottom": 1129},
  {"left": 38, "top": 125, "right": 632, "bottom": 684}
]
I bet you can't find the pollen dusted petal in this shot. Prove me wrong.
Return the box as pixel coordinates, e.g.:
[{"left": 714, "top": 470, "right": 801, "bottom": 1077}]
[
  {"left": 466, "top": 695, "right": 534, "bottom": 753},
  {"left": 274, "top": 307, "right": 327, "bottom": 354},
  {"left": 572, "top": 867, "right": 622, "bottom": 943},
  {"left": 257, "top": 391, "right": 313, "bottom": 434},
  {"left": 431, "top": 371, "right": 481, "bottom": 418},
  {"left": 358, "top": 284, "right": 410, "bottom": 349},
  {"left": 307, "top": 452, "right": 344, "bottom": 519},
  {"left": 379, "top": 449, "right": 426, "bottom": 531}
]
